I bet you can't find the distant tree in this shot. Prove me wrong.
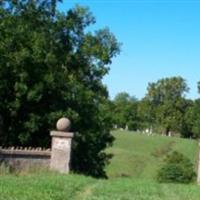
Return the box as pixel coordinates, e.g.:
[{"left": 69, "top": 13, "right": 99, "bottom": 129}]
[
  {"left": 0, "top": 1, "right": 120, "bottom": 177},
  {"left": 187, "top": 82, "right": 200, "bottom": 138},
  {"left": 137, "top": 97, "right": 156, "bottom": 131},
  {"left": 184, "top": 99, "right": 200, "bottom": 138},
  {"left": 112, "top": 92, "right": 138, "bottom": 130},
  {"left": 145, "top": 77, "right": 189, "bottom": 136}
]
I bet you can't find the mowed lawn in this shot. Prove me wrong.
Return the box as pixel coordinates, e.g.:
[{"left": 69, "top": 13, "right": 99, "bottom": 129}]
[
  {"left": 1, "top": 131, "right": 200, "bottom": 200},
  {"left": 106, "top": 130, "right": 199, "bottom": 179}
]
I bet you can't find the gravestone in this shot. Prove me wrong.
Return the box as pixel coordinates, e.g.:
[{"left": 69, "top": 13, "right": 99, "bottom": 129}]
[{"left": 50, "top": 117, "right": 74, "bottom": 173}]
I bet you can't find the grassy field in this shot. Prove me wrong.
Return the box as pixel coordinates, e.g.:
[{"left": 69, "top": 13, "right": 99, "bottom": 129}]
[
  {"left": 106, "top": 130, "right": 199, "bottom": 179},
  {"left": 0, "top": 131, "right": 200, "bottom": 200},
  {"left": 1, "top": 173, "right": 200, "bottom": 200}
]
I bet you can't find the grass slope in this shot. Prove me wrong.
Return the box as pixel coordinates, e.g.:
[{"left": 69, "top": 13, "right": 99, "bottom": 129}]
[
  {"left": 0, "top": 131, "right": 199, "bottom": 200},
  {"left": 106, "top": 131, "right": 199, "bottom": 179}
]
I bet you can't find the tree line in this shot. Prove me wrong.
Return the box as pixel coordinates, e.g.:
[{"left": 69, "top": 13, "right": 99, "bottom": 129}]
[{"left": 110, "top": 76, "right": 200, "bottom": 138}]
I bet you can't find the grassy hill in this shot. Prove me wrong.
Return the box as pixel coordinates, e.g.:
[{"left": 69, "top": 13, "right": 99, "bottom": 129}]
[
  {"left": 0, "top": 131, "right": 200, "bottom": 200},
  {"left": 106, "top": 130, "right": 199, "bottom": 179}
]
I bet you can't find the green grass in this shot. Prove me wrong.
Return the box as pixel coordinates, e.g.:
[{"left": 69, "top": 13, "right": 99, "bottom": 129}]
[
  {"left": 106, "top": 130, "right": 199, "bottom": 179},
  {"left": 0, "top": 173, "right": 94, "bottom": 200},
  {"left": 87, "top": 178, "right": 200, "bottom": 200},
  {"left": 1, "top": 174, "right": 200, "bottom": 200},
  {"left": 0, "top": 131, "right": 200, "bottom": 200}
]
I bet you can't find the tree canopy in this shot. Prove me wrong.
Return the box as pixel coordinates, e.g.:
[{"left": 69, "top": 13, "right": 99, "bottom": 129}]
[
  {"left": 144, "top": 77, "right": 189, "bottom": 135},
  {"left": 111, "top": 92, "right": 138, "bottom": 130},
  {"left": 0, "top": 0, "right": 120, "bottom": 177}
]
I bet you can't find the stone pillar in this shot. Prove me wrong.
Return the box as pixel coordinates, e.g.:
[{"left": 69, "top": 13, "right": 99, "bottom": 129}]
[{"left": 50, "top": 118, "right": 74, "bottom": 173}]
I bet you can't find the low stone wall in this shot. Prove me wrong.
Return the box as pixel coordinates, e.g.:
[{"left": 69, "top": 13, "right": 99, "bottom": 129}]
[
  {"left": 0, "top": 147, "right": 51, "bottom": 171},
  {"left": 0, "top": 117, "right": 74, "bottom": 173}
]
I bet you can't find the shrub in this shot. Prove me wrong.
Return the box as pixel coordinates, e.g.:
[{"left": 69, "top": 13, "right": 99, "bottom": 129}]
[{"left": 157, "top": 151, "right": 196, "bottom": 183}]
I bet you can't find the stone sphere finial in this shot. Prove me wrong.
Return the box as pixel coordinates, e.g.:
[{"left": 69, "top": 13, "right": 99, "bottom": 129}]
[{"left": 56, "top": 117, "right": 71, "bottom": 132}]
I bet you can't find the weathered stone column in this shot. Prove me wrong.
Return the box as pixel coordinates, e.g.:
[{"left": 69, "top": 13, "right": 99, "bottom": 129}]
[{"left": 50, "top": 118, "right": 74, "bottom": 173}]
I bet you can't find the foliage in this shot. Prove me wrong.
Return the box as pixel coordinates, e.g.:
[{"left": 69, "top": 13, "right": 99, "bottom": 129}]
[
  {"left": 0, "top": 0, "right": 120, "bottom": 177},
  {"left": 137, "top": 97, "right": 155, "bottom": 130},
  {"left": 145, "top": 76, "right": 190, "bottom": 136},
  {"left": 184, "top": 99, "right": 200, "bottom": 138},
  {"left": 110, "top": 77, "right": 196, "bottom": 138},
  {"left": 112, "top": 92, "right": 139, "bottom": 130},
  {"left": 157, "top": 151, "right": 196, "bottom": 183}
]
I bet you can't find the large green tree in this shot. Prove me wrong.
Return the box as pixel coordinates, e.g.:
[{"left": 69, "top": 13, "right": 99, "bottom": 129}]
[
  {"left": 0, "top": 0, "right": 120, "bottom": 177},
  {"left": 145, "top": 77, "right": 189, "bottom": 136}
]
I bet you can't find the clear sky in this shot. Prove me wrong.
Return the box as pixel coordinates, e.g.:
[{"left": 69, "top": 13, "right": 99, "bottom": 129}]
[{"left": 58, "top": 0, "right": 200, "bottom": 100}]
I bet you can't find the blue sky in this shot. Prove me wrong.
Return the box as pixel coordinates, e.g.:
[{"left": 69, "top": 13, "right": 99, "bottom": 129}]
[{"left": 58, "top": 0, "right": 200, "bottom": 100}]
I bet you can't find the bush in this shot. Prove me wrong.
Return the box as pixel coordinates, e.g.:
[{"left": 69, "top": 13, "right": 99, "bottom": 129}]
[{"left": 157, "top": 151, "right": 196, "bottom": 183}]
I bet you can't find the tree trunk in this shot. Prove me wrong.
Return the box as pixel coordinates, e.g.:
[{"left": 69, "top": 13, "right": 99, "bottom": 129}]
[{"left": 164, "top": 127, "right": 170, "bottom": 136}]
